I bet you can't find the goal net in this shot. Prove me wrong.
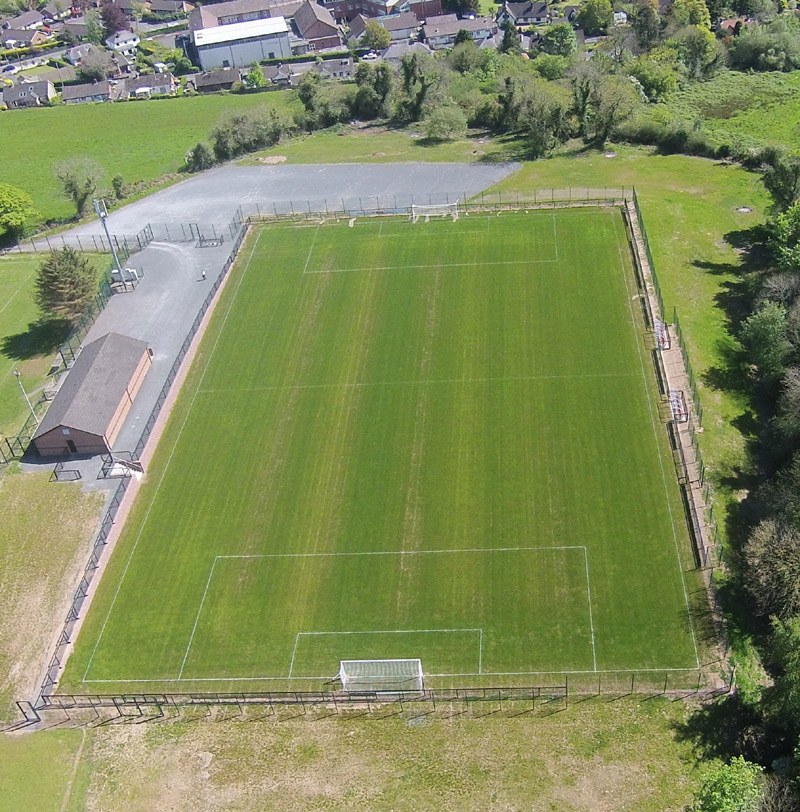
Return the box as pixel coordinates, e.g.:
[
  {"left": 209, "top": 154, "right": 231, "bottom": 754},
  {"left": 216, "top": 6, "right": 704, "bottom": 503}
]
[
  {"left": 338, "top": 659, "right": 423, "bottom": 693},
  {"left": 411, "top": 201, "right": 460, "bottom": 223}
]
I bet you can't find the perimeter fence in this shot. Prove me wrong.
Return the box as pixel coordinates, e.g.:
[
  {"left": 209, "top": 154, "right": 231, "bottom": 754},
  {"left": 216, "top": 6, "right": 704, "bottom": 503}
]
[
  {"left": 0, "top": 224, "right": 154, "bottom": 256},
  {"left": 17, "top": 192, "right": 727, "bottom": 720},
  {"left": 33, "top": 220, "right": 249, "bottom": 707},
  {"left": 9, "top": 669, "right": 732, "bottom": 729}
]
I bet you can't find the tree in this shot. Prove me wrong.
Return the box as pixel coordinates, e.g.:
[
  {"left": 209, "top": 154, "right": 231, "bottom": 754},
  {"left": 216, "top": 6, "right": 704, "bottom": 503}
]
[
  {"left": 744, "top": 519, "right": 800, "bottom": 618},
  {"left": 729, "top": 19, "right": 800, "bottom": 72},
  {"left": 633, "top": 0, "right": 661, "bottom": 48},
  {"left": 673, "top": 24, "right": 719, "bottom": 79},
  {"left": 588, "top": 74, "right": 641, "bottom": 144},
  {"left": 740, "top": 300, "right": 792, "bottom": 385},
  {"left": 111, "top": 174, "right": 126, "bottom": 200},
  {"left": 454, "top": 27, "right": 474, "bottom": 45},
  {"left": 185, "top": 142, "right": 215, "bottom": 172},
  {"left": 539, "top": 22, "right": 577, "bottom": 56},
  {"left": 763, "top": 154, "right": 800, "bottom": 211},
  {"left": 424, "top": 104, "right": 467, "bottom": 141},
  {"left": 396, "top": 52, "right": 441, "bottom": 122},
  {"left": 692, "top": 756, "right": 763, "bottom": 812},
  {"left": 626, "top": 56, "right": 678, "bottom": 101},
  {"left": 100, "top": 0, "right": 128, "bottom": 36},
  {"left": 771, "top": 200, "right": 800, "bottom": 270},
  {"left": 577, "top": 0, "right": 613, "bottom": 35},
  {"left": 671, "top": 0, "right": 712, "bottom": 29},
  {"left": 442, "top": 0, "right": 479, "bottom": 14},
  {"left": 764, "top": 616, "right": 800, "bottom": 740},
  {"left": 35, "top": 248, "right": 98, "bottom": 324},
  {"left": 211, "top": 108, "right": 288, "bottom": 160},
  {"left": 500, "top": 20, "right": 522, "bottom": 54},
  {"left": 518, "top": 78, "right": 570, "bottom": 157},
  {"left": 83, "top": 8, "right": 104, "bottom": 44},
  {"left": 361, "top": 19, "right": 391, "bottom": 51},
  {"left": 0, "top": 183, "right": 36, "bottom": 239},
  {"left": 54, "top": 157, "right": 106, "bottom": 218},
  {"left": 245, "top": 61, "right": 266, "bottom": 88}
]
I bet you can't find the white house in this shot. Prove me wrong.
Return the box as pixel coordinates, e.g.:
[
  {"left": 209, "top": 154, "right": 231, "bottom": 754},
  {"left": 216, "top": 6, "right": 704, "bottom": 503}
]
[
  {"left": 613, "top": 10, "right": 628, "bottom": 25},
  {"left": 421, "top": 14, "right": 496, "bottom": 49},
  {"left": 105, "top": 29, "right": 140, "bottom": 55},
  {"left": 193, "top": 17, "right": 292, "bottom": 70}
]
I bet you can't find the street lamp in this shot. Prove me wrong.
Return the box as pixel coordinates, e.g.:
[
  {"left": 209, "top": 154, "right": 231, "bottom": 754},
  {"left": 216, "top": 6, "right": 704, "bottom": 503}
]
[
  {"left": 13, "top": 369, "right": 39, "bottom": 426},
  {"left": 93, "top": 198, "right": 124, "bottom": 278}
]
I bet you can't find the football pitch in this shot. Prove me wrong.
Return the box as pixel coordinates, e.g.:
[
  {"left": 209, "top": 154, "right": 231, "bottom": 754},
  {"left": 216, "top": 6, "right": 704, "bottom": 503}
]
[{"left": 63, "top": 208, "right": 700, "bottom": 694}]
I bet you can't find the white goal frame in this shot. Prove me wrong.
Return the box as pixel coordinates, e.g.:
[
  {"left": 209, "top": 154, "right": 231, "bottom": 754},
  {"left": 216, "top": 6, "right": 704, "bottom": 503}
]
[
  {"left": 411, "top": 201, "right": 460, "bottom": 223},
  {"left": 339, "top": 658, "right": 423, "bottom": 692}
]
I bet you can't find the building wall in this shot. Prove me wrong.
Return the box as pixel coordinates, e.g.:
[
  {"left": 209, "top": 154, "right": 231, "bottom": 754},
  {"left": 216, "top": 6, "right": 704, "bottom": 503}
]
[
  {"left": 197, "top": 31, "right": 292, "bottom": 69},
  {"left": 33, "top": 427, "right": 109, "bottom": 457}
]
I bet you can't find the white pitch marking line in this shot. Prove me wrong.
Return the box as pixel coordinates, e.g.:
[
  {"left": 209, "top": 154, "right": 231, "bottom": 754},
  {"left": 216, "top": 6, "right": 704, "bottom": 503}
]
[
  {"left": 611, "top": 212, "right": 700, "bottom": 668},
  {"left": 197, "top": 372, "right": 639, "bottom": 396},
  {"left": 288, "top": 628, "right": 483, "bottom": 679},
  {"left": 82, "top": 229, "right": 264, "bottom": 683},
  {"left": 178, "top": 557, "right": 219, "bottom": 679},
  {"left": 583, "top": 548, "right": 598, "bottom": 671},
  {"left": 304, "top": 258, "right": 559, "bottom": 274},
  {"left": 216, "top": 545, "right": 586, "bottom": 560},
  {"left": 302, "top": 224, "right": 321, "bottom": 275}
]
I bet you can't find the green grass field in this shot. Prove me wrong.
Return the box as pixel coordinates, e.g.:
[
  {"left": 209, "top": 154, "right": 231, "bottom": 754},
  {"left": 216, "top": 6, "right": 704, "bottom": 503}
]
[
  {"left": 1, "top": 92, "right": 296, "bottom": 226},
  {"left": 63, "top": 208, "right": 699, "bottom": 694}
]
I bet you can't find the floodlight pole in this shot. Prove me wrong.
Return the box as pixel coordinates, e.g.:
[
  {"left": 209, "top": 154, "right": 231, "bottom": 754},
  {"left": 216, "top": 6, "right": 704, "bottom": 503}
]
[
  {"left": 93, "top": 198, "right": 123, "bottom": 277},
  {"left": 13, "top": 369, "right": 39, "bottom": 426}
]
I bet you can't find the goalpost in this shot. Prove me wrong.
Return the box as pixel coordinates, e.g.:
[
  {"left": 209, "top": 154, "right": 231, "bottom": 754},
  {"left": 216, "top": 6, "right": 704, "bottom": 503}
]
[
  {"left": 411, "top": 201, "right": 460, "bottom": 223},
  {"left": 338, "top": 659, "right": 424, "bottom": 693}
]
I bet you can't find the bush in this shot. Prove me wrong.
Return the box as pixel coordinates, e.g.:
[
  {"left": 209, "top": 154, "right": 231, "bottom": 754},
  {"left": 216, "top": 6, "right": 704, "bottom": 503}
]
[
  {"left": 423, "top": 104, "right": 467, "bottom": 141},
  {"left": 185, "top": 141, "right": 215, "bottom": 172},
  {"left": 210, "top": 108, "right": 289, "bottom": 161}
]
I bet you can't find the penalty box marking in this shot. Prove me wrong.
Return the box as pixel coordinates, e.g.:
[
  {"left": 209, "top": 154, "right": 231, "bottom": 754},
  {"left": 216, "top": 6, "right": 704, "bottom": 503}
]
[
  {"left": 303, "top": 214, "right": 559, "bottom": 274},
  {"left": 177, "top": 546, "right": 596, "bottom": 681},
  {"left": 287, "top": 629, "right": 484, "bottom": 679}
]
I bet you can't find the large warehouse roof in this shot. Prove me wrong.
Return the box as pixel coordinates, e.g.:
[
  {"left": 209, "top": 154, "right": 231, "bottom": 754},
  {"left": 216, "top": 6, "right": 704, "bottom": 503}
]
[
  {"left": 194, "top": 16, "right": 288, "bottom": 47},
  {"left": 34, "top": 332, "right": 150, "bottom": 439}
]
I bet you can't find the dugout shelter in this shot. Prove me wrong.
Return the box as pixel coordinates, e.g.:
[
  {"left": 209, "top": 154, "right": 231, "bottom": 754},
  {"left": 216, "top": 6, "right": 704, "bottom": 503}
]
[{"left": 32, "top": 332, "right": 152, "bottom": 457}]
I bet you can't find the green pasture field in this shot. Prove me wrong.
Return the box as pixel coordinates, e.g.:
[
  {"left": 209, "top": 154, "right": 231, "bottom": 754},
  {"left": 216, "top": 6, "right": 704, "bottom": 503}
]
[
  {"left": 63, "top": 208, "right": 699, "bottom": 695},
  {"left": 1, "top": 92, "right": 297, "bottom": 226}
]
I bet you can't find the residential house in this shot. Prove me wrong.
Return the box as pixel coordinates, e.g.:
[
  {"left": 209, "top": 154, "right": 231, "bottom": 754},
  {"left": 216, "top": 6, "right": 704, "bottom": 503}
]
[
  {"left": 192, "top": 17, "right": 292, "bottom": 69},
  {"left": 62, "top": 79, "right": 117, "bottom": 102},
  {"left": 422, "top": 13, "right": 496, "bottom": 48},
  {"left": 322, "top": 55, "right": 353, "bottom": 77},
  {"left": 112, "top": 0, "right": 138, "bottom": 14},
  {"left": 495, "top": 1, "right": 547, "bottom": 27},
  {"left": 561, "top": 4, "right": 579, "bottom": 23},
  {"left": 41, "top": 1, "right": 73, "bottom": 22},
  {"left": 149, "top": 0, "right": 194, "bottom": 13},
  {"left": 1, "top": 28, "right": 48, "bottom": 47},
  {"left": 263, "top": 61, "right": 292, "bottom": 84},
  {"left": 5, "top": 9, "right": 45, "bottom": 29},
  {"left": 291, "top": 1, "right": 341, "bottom": 51},
  {"left": 105, "top": 29, "right": 140, "bottom": 55},
  {"left": 718, "top": 16, "right": 754, "bottom": 34},
  {"left": 63, "top": 16, "right": 88, "bottom": 39},
  {"left": 381, "top": 39, "right": 431, "bottom": 60},
  {"left": 193, "top": 66, "right": 240, "bottom": 90},
  {"left": 23, "top": 64, "right": 77, "bottom": 84},
  {"left": 349, "top": 11, "right": 418, "bottom": 40},
  {"left": 2, "top": 79, "right": 55, "bottom": 107},
  {"left": 127, "top": 70, "right": 176, "bottom": 95},
  {"left": 189, "top": 0, "right": 275, "bottom": 29},
  {"left": 318, "top": 0, "right": 442, "bottom": 24},
  {"left": 65, "top": 42, "right": 99, "bottom": 64},
  {"left": 479, "top": 28, "right": 530, "bottom": 49},
  {"left": 612, "top": 10, "right": 627, "bottom": 25}
]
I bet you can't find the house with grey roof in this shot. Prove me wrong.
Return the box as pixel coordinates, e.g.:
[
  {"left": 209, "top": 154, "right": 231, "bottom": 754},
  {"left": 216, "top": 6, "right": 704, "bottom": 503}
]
[
  {"left": 496, "top": 1, "right": 548, "bottom": 26},
  {"left": 32, "top": 332, "right": 152, "bottom": 457},
  {"left": 62, "top": 79, "right": 118, "bottom": 103},
  {"left": 381, "top": 40, "right": 432, "bottom": 61},
  {"left": 422, "top": 13, "right": 496, "bottom": 48},
  {"left": 5, "top": 9, "right": 44, "bottom": 29},
  {"left": 349, "top": 11, "right": 419, "bottom": 41},
  {"left": 3, "top": 79, "right": 55, "bottom": 108}
]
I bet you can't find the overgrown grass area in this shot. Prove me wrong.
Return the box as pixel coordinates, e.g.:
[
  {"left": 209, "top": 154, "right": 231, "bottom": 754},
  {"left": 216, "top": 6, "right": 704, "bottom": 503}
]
[
  {"left": 2, "top": 696, "right": 710, "bottom": 811},
  {"left": 0, "top": 470, "right": 103, "bottom": 722},
  {"left": 645, "top": 71, "right": 800, "bottom": 149},
  {"left": 244, "top": 123, "right": 522, "bottom": 165},
  {"left": 0, "top": 255, "right": 108, "bottom": 440},
  {"left": 64, "top": 209, "right": 698, "bottom": 695},
  {"left": 1, "top": 92, "right": 297, "bottom": 226}
]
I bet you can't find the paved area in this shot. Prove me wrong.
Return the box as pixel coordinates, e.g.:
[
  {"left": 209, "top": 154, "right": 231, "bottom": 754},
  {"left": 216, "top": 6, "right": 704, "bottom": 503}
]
[
  {"left": 23, "top": 238, "right": 233, "bottom": 486},
  {"left": 67, "top": 163, "right": 520, "bottom": 237}
]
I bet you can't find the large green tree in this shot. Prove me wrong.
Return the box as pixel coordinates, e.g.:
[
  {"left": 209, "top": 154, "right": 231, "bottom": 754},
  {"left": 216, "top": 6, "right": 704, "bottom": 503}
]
[
  {"left": 692, "top": 756, "right": 763, "bottom": 812},
  {"left": 744, "top": 519, "right": 800, "bottom": 618},
  {"left": 577, "top": 0, "right": 613, "bottom": 35},
  {"left": 35, "top": 248, "right": 97, "bottom": 324},
  {"left": 361, "top": 19, "right": 391, "bottom": 50},
  {"left": 0, "top": 183, "right": 36, "bottom": 239},
  {"left": 54, "top": 157, "right": 106, "bottom": 219},
  {"left": 539, "top": 22, "right": 577, "bottom": 56},
  {"left": 740, "top": 300, "right": 793, "bottom": 385}
]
